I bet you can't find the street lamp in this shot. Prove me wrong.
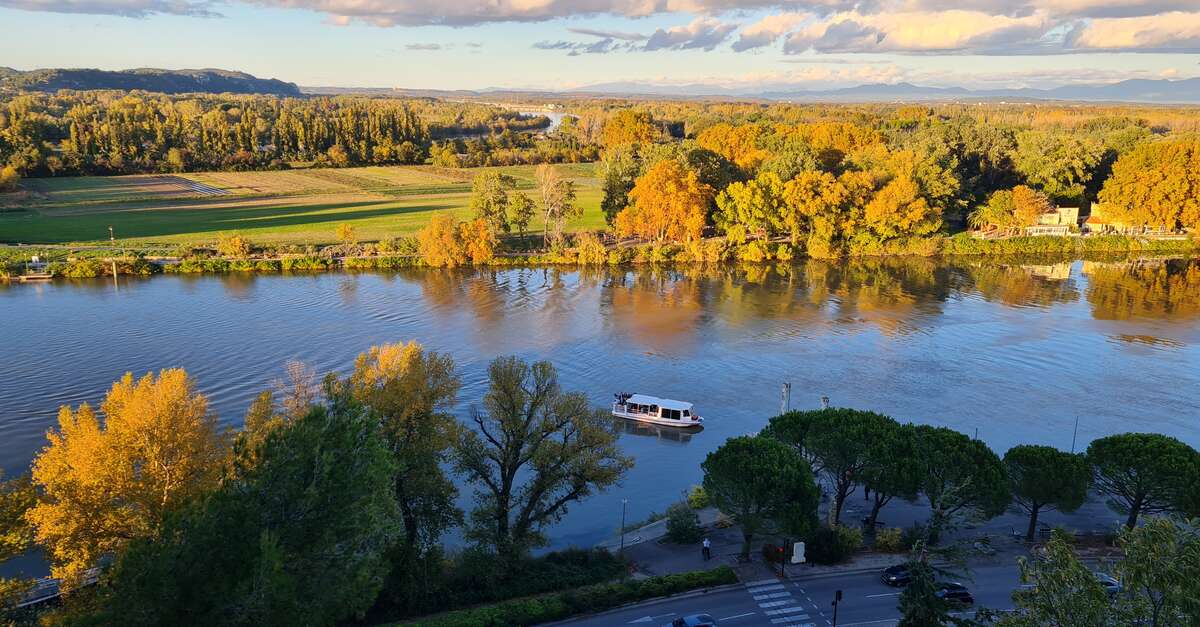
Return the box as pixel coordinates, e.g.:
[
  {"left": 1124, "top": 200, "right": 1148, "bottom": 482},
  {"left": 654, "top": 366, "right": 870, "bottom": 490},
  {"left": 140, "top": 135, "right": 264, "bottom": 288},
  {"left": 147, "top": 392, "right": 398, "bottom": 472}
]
[{"left": 618, "top": 498, "right": 628, "bottom": 556}]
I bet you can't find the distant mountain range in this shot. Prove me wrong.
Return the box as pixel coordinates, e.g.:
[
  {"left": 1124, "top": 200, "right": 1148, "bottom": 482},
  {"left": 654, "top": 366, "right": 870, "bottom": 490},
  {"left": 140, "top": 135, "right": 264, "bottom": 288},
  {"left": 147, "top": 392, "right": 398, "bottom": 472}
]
[
  {"left": 559, "top": 78, "right": 1200, "bottom": 104},
  {"left": 0, "top": 67, "right": 301, "bottom": 96},
  {"left": 311, "top": 78, "right": 1200, "bottom": 105}
]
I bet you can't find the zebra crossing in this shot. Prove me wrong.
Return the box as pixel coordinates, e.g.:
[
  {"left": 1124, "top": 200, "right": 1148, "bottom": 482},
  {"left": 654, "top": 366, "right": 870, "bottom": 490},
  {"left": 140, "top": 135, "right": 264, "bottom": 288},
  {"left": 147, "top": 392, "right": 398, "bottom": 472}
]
[{"left": 742, "top": 578, "right": 824, "bottom": 626}]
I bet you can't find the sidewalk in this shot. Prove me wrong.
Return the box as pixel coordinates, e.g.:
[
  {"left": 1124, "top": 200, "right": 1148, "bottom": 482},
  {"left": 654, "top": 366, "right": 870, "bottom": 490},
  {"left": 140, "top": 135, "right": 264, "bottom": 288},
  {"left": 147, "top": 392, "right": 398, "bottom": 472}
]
[{"left": 597, "top": 492, "right": 1125, "bottom": 583}]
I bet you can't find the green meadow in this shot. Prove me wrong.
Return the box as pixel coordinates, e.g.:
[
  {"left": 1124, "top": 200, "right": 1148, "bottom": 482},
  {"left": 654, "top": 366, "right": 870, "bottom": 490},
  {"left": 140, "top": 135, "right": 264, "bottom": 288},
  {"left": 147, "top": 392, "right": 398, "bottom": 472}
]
[{"left": 1, "top": 163, "right": 603, "bottom": 247}]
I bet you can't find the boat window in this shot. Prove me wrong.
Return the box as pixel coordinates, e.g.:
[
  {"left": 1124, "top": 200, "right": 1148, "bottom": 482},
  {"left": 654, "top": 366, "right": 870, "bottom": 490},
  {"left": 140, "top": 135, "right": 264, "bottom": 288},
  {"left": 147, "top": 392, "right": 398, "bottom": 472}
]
[
  {"left": 650, "top": 405, "right": 659, "bottom": 415},
  {"left": 682, "top": 410, "right": 690, "bottom": 416}
]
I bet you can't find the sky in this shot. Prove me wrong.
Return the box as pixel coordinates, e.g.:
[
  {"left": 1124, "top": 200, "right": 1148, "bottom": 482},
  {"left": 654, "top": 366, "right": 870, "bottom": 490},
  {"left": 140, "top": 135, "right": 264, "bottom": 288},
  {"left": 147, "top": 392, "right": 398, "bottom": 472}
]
[{"left": 1, "top": 0, "right": 1198, "bottom": 91}]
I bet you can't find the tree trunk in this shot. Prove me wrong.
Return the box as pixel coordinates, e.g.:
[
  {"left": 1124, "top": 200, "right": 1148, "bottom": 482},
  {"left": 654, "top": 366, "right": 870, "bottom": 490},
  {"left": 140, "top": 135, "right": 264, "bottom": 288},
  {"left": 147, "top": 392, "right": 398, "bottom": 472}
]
[
  {"left": 740, "top": 530, "right": 752, "bottom": 561},
  {"left": 1025, "top": 504, "right": 1041, "bottom": 541}
]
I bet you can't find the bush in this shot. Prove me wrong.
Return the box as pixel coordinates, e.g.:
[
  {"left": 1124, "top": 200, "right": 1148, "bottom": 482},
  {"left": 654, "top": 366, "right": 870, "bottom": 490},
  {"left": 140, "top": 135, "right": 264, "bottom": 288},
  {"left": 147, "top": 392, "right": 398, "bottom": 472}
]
[
  {"left": 874, "top": 527, "right": 904, "bottom": 552},
  {"left": 415, "top": 567, "right": 737, "bottom": 627},
  {"left": 900, "top": 523, "right": 930, "bottom": 550},
  {"left": 665, "top": 503, "right": 703, "bottom": 544},
  {"left": 687, "top": 485, "right": 710, "bottom": 509},
  {"left": 805, "top": 525, "right": 863, "bottom": 565},
  {"left": 216, "top": 233, "right": 253, "bottom": 258}
]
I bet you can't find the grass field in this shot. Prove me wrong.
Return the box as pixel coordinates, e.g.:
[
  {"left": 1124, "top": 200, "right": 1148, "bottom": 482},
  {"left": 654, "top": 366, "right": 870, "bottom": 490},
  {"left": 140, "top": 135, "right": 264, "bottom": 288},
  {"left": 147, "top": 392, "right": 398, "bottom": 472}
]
[{"left": 0, "top": 163, "right": 603, "bottom": 246}]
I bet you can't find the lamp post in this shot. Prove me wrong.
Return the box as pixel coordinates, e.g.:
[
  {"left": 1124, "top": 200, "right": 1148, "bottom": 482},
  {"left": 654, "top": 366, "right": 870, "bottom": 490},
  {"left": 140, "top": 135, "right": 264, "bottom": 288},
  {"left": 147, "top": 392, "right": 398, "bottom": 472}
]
[
  {"left": 618, "top": 498, "right": 628, "bottom": 556},
  {"left": 108, "top": 226, "right": 118, "bottom": 289}
]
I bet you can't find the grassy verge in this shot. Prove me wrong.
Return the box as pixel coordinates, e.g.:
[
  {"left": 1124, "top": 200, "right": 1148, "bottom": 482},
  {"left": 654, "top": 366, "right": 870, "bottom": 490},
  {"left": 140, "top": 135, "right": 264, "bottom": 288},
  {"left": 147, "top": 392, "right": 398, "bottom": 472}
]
[{"left": 397, "top": 566, "right": 737, "bottom": 627}]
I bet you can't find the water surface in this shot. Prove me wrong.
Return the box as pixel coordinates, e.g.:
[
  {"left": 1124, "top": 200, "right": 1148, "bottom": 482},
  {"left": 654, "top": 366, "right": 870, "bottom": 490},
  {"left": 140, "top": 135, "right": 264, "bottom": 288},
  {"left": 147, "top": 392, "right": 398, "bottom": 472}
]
[{"left": 2, "top": 257, "right": 1198, "bottom": 550}]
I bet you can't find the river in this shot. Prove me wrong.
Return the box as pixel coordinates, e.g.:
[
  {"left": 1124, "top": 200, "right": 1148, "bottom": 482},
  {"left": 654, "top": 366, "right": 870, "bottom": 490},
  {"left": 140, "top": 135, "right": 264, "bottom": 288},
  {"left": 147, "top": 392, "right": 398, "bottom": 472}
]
[{"left": 2, "top": 256, "right": 1199, "bottom": 553}]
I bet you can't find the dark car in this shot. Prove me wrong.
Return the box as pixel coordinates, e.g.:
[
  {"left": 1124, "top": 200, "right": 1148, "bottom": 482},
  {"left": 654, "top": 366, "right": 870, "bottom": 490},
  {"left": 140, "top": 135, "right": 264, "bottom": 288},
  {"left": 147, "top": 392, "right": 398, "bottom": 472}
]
[
  {"left": 666, "top": 614, "right": 716, "bottom": 627},
  {"left": 935, "top": 582, "right": 975, "bottom": 606},
  {"left": 881, "top": 564, "right": 912, "bottom": 586}
]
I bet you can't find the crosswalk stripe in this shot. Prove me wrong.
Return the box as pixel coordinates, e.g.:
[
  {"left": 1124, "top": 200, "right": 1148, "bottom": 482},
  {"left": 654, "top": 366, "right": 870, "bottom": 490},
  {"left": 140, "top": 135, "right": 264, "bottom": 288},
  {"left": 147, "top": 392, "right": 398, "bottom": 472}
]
[
  {"left": 770, "top": 618, "right": 814, "bottom": 626},
  {"left": 747, "top": 583, "right": 786, "bottom": 594},
  {"left": 758, "top": 600, "right": 793, "bottom": 608},
  {"left": 765, "top": 606, "right": 808, "bottom": 616},
  {"left": 744, "top": 578, "right": 779, "bottom": 587},
  {"left": 752, "top": 592, "right": 792, "bottom": 601}
]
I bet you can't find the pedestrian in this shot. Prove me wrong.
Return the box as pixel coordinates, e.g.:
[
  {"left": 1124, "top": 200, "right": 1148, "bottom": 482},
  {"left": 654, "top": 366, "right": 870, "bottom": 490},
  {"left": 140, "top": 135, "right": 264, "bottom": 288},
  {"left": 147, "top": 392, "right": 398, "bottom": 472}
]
[{"left": 702, "top": 537, "right": 711, "bottom": 561}]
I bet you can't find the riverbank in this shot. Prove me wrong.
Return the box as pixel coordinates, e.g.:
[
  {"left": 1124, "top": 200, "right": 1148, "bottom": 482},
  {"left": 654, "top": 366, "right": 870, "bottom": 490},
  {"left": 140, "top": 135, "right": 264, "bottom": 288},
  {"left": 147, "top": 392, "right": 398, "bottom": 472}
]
[{"left": 2, "top": 233, "right": 1194, "bottom": 280}]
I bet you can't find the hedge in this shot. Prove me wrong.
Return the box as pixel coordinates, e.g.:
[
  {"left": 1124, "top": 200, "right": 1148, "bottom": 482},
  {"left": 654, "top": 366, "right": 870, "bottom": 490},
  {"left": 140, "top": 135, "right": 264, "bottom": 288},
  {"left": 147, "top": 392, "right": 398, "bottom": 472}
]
[{"left": 404, "top": 566, "right": 738, "bottom": 627}]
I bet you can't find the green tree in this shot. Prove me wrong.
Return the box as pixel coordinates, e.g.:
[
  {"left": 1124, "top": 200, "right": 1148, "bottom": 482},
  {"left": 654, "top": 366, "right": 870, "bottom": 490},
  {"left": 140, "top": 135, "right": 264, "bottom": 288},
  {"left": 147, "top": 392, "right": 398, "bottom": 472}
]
[
  {"left": 665, "top": 502, "right": 703, "bottom": 544},
  {"left": 1087, "top": 433, "right": 1200, "bottom": 529},
  {"left": 1113, "top": 518, "right": 1200, "bottom": 625},
  {"left": 1003, "top": 531, "right": 1112, "bottom": 627},
  {"left": 508, "top": 191, "right": 536, "bottom": 240},
  {"left": 1004, "top": 445, "right": 1090, "bottom": 540},
  {"left": 897, "top": 553, "right": 954, "bottom": 627},
  {"left": 715, "top": 172, "right": 785, "bottom": 241},
  {"left": 912, "top": 425, "right": 1010, "bottom": 541},
  {"left": 1, "top": 472, "right": 37, "bottom": 608},
  {"left": 94, "top": 400, "right": 400, "bottom": 627},
  {"left": 333, "top": 341, "right": 461, "bottom": 612},
  {"left": 701, "top": 435, "right": 819, "bottom": 560},
  {"left": 535, "top": 164, "right": 579, "bottom": 247},
  {"left": 453, "top": 357, "right": 632, "bottom": 569},
  {"left": 470, "top": 171, "right": 516, "bottom": 234},
  {"left": 1014, "top": 130, "right": 1104, "bottom": 203},
  {"left": 860, "top": 423, "right": 922, "bottom": 532},
  {"left": 761, "top": 410, "right": 822, "bottom": 469},
  {"left": 599, "top": 145, "right": 641, "bottom": 225}
]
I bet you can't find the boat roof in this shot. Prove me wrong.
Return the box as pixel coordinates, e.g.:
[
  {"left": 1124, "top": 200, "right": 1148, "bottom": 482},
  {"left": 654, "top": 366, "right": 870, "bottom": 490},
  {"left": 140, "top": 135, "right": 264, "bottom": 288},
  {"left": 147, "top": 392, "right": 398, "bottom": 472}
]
[{"left": 626, "top": 394, "right": 693, "bottom": 410}]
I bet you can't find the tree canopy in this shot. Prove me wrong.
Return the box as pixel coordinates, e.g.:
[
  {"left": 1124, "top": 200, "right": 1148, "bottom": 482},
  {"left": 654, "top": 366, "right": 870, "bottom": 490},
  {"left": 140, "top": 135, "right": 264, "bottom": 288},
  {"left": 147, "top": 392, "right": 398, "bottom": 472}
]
[
  {"left": 702, "top": 435, "right": 819, "bottom": 559},
  {"left": 1086, "top": 433, "right": 1200, "bottom": 528},
  {"left": 1004, "top": 445, "right": 1090, "bottom": 540}
]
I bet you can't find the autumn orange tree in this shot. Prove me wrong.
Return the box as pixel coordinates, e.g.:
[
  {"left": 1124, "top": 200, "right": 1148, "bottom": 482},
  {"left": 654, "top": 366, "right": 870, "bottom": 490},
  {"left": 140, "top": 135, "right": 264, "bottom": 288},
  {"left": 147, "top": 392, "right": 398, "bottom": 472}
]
[
  {"left": 697, "top": 123, "right": 770, "bottom": 174},
  {"left": 600, "top": 110, "right": 659, "bottom": 150},
  {"left": 458, "top": 217, "right": 499, "bottom": 264},
  {"left": 416, "top": 213, "right": 468, "bottom": 268},
  {"left": 27, "top": 369, "right": 226, "bottom": 584},
  {"left": 1098, "top": 139, "right": 1200, "bottom": 230},
  {"left": 616, "top": 160, "right": 713, "bottom": 243}
]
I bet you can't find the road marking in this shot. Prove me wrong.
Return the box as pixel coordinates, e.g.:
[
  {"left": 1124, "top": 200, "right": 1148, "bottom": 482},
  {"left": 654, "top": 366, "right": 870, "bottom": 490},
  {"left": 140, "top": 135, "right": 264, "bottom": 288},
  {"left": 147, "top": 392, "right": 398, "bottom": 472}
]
[
  {"left": 628, "top": 613, "right": 677, "bottom": 623},
  {"left": 748, "top": 583, "right": 786, "bottom": 594},
  {"left": 765, "top": 606, "right": 809, "bottom": 616},
  {"left": 744, "top": 578, "right": 779, "bottom": 587},
  {"left": 768, "top": 614, "right": 816, "bottom": 624},
  {"left": 866, "top": 592, "right": 901, "bottom": 598},
  {"left": 753, "top": 592, "right": 793, "bottom": 601},
  {"left": 719, "top": 612, "right": 757, "bottom": 621},
  {"left": 758, "top": 600, "right": 793, "bottom": 608},
  {"left": 838, "top": 619, "right": 900, "bottom": 626}
]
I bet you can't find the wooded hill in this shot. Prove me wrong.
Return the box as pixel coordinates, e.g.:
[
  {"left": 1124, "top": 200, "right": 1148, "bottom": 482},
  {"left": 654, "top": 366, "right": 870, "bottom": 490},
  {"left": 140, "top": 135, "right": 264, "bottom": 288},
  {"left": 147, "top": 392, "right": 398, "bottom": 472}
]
[{"left": 0, "top": 67, "right": 300, "bottom": 96}]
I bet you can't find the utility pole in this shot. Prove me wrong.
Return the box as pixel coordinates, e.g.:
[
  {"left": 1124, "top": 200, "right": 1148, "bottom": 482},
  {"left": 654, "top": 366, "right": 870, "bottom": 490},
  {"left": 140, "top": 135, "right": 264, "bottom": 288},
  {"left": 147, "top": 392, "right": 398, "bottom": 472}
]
[
  {"left": 1070, "top": 415, "right": 1080, "bottom": 453},
  {"left": 108, "top": 226, "right": 119, "bottom": 290},
  {"left": 832, "top": 589, "right": 842, "bottom": 626},
  {"left": 618, "top": 498, "right": 628, "bottom": 556}
]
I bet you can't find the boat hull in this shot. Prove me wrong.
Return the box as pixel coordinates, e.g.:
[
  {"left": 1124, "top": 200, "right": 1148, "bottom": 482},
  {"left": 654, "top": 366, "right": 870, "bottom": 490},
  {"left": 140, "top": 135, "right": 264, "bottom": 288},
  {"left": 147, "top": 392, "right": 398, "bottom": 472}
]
[{"left": 611, "top": 409, "right": 703, "bottom": 428}]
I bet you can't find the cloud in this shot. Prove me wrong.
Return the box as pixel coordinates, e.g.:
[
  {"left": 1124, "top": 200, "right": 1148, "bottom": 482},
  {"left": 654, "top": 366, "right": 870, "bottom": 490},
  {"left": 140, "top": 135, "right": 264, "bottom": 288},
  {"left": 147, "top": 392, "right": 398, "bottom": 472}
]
[
  {"left": 732, "top": 12, "right": 808, "bottom": 51},
  {"left": 0, "top": 0, "right": 217, "bottom": 16},
  {"left": 782, "top": 9, "right": 1053, "bottom": 53},
  {"left": 1066, "top": 11, "right": 1200, "bottom": 50},
  {"left": 645, "top": 17, "right": 739, "bottom": 51},
  {"left": 405, "top": 42, "right": 442, "bottom": 50},
  {"left": 533, "top": 37, "right": 635, "bottom": 54},
  {"left": 568, "top": 26, "right": 647, "bottom": 40}
]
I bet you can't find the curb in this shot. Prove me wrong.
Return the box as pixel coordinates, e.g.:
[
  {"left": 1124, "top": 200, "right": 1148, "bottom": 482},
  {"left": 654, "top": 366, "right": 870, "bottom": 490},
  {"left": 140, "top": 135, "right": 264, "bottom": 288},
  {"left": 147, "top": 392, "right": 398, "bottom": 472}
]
[{"left": 540, "top": 582, "right": 745, "bottom": 626}]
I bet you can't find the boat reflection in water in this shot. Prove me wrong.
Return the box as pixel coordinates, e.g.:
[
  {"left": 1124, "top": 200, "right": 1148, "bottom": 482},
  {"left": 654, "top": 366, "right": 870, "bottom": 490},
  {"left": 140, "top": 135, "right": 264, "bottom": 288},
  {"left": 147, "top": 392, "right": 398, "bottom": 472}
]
[{"left": 613, "top": 418, "right": 704, "bottom": 445}]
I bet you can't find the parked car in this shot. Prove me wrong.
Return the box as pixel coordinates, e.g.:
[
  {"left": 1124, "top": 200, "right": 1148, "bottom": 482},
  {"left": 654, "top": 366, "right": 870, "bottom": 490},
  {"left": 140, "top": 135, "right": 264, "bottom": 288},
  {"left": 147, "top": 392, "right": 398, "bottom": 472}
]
[
  {"left": 881, "top": 564, "right": 912, "bottom": 586},
  {"left": 1095, "top": 573, "right": 1122, "bottom": 596},
  {"left": 666, "top": 614, "right": 717, "bottom": 627},
  {"left": 935, "top": 582, "right": 975, "bottom": 606}
]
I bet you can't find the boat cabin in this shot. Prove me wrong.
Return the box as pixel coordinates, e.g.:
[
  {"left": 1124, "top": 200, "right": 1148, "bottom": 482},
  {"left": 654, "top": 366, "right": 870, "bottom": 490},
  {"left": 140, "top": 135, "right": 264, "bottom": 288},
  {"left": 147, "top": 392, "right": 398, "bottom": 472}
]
[{"left": 612, "top": 393, "right": 701, "bottom": 426}]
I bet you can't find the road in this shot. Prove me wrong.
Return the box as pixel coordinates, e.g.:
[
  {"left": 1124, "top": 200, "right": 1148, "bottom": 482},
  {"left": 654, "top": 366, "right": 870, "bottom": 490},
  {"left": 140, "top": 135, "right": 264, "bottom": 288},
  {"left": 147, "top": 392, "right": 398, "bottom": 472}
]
[{"left": 559, "top": 564, "right": 1022, "bottom": 627}]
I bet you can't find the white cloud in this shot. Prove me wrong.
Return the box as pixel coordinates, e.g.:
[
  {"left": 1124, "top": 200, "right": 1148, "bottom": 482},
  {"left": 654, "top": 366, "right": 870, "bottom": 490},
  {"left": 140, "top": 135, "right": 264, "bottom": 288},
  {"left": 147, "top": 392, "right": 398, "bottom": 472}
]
[
  {"left": 732, "top": 12, "right": 809, "bottom": 51},
  {"left": 783, "top": 9, "right": 1053, "bottom": 53},
  {"left": 1067, "top": 11, "right": 1200, "bottom": 50},
  {"left": 644, "top": 17, "right": 740, "bottom": 50},
  {"left": 0, "top": 0, "right": 216, "bottom": 16}
]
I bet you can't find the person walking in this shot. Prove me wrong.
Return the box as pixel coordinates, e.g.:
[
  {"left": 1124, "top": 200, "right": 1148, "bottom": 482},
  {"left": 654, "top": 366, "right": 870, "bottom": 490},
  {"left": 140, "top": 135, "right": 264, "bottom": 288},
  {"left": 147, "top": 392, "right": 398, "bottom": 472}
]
[{"left": 702, "top": 537, "right": 711, "bottom": 561}]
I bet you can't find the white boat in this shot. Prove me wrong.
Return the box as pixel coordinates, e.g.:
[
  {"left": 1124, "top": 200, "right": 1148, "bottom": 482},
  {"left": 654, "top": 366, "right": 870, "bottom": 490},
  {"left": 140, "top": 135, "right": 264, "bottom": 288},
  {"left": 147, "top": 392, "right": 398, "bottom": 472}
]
[{"left": 612, "top": 393, "right": 703, "bottom": 428}]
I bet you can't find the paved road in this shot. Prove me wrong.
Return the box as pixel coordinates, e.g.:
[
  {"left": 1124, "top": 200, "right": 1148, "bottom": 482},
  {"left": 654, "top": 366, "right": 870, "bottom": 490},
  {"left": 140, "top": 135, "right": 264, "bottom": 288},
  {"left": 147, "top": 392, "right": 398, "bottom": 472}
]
[{"left": 559, "top": 564, "right": 1022, "bottom": 627}]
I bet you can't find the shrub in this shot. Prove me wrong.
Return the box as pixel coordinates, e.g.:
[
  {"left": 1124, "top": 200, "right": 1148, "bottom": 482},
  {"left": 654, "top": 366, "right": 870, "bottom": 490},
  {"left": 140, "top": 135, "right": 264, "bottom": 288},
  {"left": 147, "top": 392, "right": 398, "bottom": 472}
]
[
  {"left": 216, "top": 233, "right": 252, "bottom": 258},
  {"left": 805, "top": 525, "right": 863, "bottom": 565},
  {"left": 874, "top": 527, "right": 904, "bottom": 552},
  {"left": 280, "top": 256, "right": 328, "bottom": 272},
  {"left": 899, "top": 523, "right": 930, "bottom": 550},
  {"left": 574, "top": 232, "right": 608, "bottom": 265},
  {"left": 665, "top": 503, "right": 703, "bottom": 544},
  {"left": 687, "top": 485, "right": 710, "bottom": 510},
  {"left": 415, "top": 567, "right": 737, "bottom": 627}
]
